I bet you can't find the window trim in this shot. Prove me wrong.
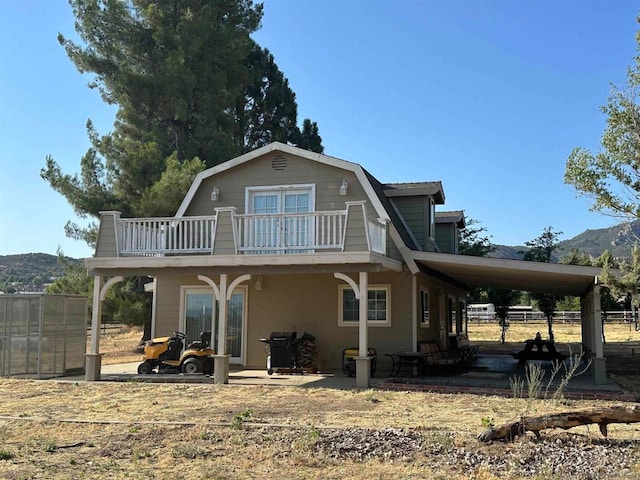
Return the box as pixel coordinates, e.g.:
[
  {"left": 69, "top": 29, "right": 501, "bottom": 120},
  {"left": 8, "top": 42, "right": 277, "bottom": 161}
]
[
  {"left": 338, "top": 284, "right": 391, "bottom": 327},
  {"left": 420, "top": 287, "right": 430, "bottom": 328},
  {"left": 245, "top": 183, "right": 316, "bottom": 214}
]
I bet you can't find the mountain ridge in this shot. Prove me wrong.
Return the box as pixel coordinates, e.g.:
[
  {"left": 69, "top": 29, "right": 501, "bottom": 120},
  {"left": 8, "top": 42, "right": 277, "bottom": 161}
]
[{"left": 489, "top": 220, "right": 640, "bottom": 260}]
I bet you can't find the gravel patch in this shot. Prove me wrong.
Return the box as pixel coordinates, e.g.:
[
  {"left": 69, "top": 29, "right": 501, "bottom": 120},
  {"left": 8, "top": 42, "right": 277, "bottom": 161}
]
[{"left": 313, "top": 427, "right": 640, "bottom": 479}]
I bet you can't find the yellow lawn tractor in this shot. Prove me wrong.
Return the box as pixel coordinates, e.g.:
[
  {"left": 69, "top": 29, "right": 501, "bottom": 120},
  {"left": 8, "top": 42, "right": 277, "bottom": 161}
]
[{"left": 137, "top": 331, "right": 215, "bottom": 375}]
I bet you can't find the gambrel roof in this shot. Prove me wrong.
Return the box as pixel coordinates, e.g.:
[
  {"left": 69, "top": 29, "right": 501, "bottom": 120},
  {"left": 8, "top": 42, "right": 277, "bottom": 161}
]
[{"left": 175, "top": 142, "right": 444, "bottom": 263}]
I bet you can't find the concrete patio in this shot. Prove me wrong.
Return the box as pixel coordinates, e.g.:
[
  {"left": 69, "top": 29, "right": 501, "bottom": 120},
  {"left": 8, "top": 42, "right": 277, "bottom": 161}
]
[{"left": 95, "top": 354, "right": 636, "bottom": 401}]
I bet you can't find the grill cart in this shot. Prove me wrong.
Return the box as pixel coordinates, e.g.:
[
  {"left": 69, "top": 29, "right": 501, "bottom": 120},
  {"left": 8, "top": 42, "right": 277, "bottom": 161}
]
[
  {"left": 260, "top": 332, "right": 297, "bottom": 375},
  {"left": 258, "top": 331, "right": 318, "bottom": 375},
  {"left": 342, "top": 347, "right": 377, "bottom": 377}
]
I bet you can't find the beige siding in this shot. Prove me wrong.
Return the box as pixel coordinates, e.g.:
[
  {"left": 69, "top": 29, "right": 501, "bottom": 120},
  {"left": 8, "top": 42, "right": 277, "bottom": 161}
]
[
  {"left": 245, "top": 271, "right": 415, "bottom": 371},
  {"left": 415, "top": 272, "right": 468, "bottom": 346},
  {"left": 212, "top": 210, "right": 236, "bottom": 254},
  {"left": 153, "top": 275, "right": 192, "bottom": 337},
  {"left": 343, "top": 204, "right": 369, "bottom": 252},
  {"left": 184, "top": 152, "right": 366, "bottom": 216},
  {"left": 151, "top": 271, "right": 416, "bottom": 372},
  {"left": 95, "top": 214, "right": 118, "bottom": 258},
  {"left": 391, "top": 197, "right": 427, "bottom": 249}
]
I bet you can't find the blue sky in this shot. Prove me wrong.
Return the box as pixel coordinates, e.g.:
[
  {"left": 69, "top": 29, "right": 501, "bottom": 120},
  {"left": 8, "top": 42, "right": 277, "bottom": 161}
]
[{"left": 1, "top": 1, "right": 638, "bottom": 259}]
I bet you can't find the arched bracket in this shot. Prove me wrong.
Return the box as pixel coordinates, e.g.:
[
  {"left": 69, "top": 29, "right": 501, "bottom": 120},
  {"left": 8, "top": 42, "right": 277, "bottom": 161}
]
[
  {"left": 197, "top": 274, "right": 221, "bottom": 300},
  {"left": 100, "top": 276, "right": 124, "bottom": 301},
  {"left": 227, "top": 274, "right": 251, "bottom": 300},
  {"left": 334, "top": 272, "right": 359, "bottom": 297}
]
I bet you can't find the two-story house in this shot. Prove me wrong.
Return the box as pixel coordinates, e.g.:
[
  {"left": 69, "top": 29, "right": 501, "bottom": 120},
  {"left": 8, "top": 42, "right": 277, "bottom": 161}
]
[{"left": 85, "top": 142, "right": 607, "bottom": 387}]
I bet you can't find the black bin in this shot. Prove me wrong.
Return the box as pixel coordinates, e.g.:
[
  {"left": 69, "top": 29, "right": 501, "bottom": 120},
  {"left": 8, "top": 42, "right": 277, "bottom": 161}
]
[{"left": 268, "top": 332, "right": 297, "bottom": 374}]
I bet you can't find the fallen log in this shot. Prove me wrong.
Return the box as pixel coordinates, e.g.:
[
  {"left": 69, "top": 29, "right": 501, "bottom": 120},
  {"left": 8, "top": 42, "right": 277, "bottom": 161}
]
[{"left": 478, "top": 403, "right": 640, "bottom": 442}]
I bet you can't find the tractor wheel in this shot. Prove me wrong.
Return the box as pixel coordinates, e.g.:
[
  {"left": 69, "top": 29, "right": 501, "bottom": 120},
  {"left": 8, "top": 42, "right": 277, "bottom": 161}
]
[
  {"left": 137, "top": 361, "right": 154, "bottom": 375},
  {"left": 182, "top": 358, "right": 202, "bottom": 374}
]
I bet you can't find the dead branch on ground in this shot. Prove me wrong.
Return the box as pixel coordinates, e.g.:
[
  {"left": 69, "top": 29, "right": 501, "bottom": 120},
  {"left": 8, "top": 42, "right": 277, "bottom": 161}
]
[{"left": 478, "top": 404, "right": 640, "bottom": 442}]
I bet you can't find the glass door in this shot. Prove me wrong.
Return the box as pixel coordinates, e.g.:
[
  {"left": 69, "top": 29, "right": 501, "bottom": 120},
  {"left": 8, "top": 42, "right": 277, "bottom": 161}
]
[
  {"left": 248, "top": 187, "right": 312, "bottom": 252},
  {"left": 183, "top": 287, "right": 246, "bottom": 364},
  {"left": 283, "top": 191, "right": 311, "bottom": 251},
  {"left": 184, "top": 292, "right": 214, "bottom": 348}
]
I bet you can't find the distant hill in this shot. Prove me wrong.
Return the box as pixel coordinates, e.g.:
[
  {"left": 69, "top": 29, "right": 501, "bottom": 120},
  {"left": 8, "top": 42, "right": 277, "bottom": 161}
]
[
  {"left": 0, "top": 253, "right": 81, "bottom": 293},
  {"left": 556, "top": 220, "right": 640, "bottom": 258},
  {"left": 488, "top": 245, "right": 526, "bottom": 260},
  {"left": 489, "top": 220, "right": 640, "bottom": 261}
]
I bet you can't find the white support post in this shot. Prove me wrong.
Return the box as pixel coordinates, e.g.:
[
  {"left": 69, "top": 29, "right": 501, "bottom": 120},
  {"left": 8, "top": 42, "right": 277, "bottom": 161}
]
[
  {"left": 358, "top": 271, "right": 368, "bottom": 358},
  {"left": 334, "top": 272, "right": 371, "bottom": 387},
  {"left": 214, "top": 274, "right": 229, "bottom": 384},
  {"left": 86, "top": 275, "right": 124, "bottom": 381},
  {"left": 84, "top": 275, "right": 102, "bottom": 382},
  {"left": 218, "top": 274, "right": 228, "bottom": 355},
  {"left": 355, "top": 271, "right": 371, "bottom": 388},
  {"left": 89, "top": 275, "right": 103, "bottom": 356}
]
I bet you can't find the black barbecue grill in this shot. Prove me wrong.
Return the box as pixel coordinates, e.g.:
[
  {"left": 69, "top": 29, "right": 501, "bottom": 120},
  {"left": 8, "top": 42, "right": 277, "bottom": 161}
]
[
  {"left": 259, "top": 331, "right": 317, "bottom": 375},
  {"left": 259, "top": 332, "right": 297, "bottom": 375}
]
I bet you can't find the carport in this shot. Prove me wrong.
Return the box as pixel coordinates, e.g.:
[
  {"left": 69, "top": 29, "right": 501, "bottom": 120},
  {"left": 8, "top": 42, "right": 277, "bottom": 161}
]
[{"left": 412, "top": 252, "right": 608, "bottom": 384}]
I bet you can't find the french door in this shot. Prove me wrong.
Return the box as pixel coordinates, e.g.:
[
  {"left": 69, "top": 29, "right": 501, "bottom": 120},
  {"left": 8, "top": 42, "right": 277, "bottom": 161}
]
[
  {"left": 182, "top": 286, "right": 246, "bottom": 364},
  {"left": 247, "top": 185, "right": 314, "bottom": 252}
]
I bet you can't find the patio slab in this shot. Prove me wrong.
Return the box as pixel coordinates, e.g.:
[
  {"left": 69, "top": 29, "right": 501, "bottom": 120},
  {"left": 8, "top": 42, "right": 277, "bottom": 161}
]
[{"left": 56, "top": 355, "right": 638, "bottom": 401}]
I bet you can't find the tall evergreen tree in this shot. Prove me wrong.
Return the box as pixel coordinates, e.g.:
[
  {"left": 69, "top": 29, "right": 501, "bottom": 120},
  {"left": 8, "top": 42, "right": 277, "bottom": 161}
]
[
  {"left": 41, "top": 1, "right": 325, "bottom": 338},
  {"left": 295, "top": 118, "right": 324, "bottom": 153},
  {"left": 42, "top": 0, "right": 324, "bottom": 247}
]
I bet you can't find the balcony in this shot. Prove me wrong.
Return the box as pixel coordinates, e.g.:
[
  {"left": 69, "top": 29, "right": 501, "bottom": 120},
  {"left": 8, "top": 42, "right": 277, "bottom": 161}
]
[{"left": 98, "top": 206, "right": 387, "bottom": 258}]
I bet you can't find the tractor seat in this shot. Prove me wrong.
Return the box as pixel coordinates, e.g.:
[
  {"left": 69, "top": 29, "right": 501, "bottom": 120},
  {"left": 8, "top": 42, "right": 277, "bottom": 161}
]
[{"left": 186, "top": 331, "right": 212, "bottom": 350}]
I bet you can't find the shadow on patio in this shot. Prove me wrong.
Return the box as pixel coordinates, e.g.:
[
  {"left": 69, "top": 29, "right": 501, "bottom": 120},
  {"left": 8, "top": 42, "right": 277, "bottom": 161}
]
[{"left": 377, "top": 341, "right": 639, "bottom": 401}]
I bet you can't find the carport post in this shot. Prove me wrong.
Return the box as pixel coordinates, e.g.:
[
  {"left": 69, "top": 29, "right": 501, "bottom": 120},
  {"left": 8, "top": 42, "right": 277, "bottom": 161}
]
[{"left": 591, "top": 283, "right": 607, "bottom": 384}]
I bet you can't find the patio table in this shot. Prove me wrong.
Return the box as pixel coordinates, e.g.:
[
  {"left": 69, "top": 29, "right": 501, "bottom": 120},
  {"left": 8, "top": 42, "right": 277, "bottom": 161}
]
[
  {"left": 512, "top": 338, "right": 567, "bottom": 366},
  {"left": 386, "top": 351, "right": 429, "bottom": 376}
]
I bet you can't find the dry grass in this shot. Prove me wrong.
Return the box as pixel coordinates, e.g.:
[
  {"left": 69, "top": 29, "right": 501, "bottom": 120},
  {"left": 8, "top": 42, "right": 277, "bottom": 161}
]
[
  {"left": 468, "top": 320, "right": 640, "bottom": 344},
  {"left": 0, "top": 379, "right": 638, "bottom": 479},
  {"left": 19, "top": 323, "right": 625, "bottom": 478},
  {"left": 87, "top": 325, "right": 144, "bottom": 365}
]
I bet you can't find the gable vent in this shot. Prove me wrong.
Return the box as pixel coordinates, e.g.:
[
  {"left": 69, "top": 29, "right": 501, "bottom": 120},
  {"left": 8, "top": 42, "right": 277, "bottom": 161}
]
[{"left": 272, "top": 155, "right": 288, "bottom": 171}]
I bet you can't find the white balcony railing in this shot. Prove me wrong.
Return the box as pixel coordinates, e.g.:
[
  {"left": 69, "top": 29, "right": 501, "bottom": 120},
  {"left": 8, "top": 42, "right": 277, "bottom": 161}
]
[
  {"left": 234, "top": 211, "right": 347, "bottom": 253},
  {"left": 118, "top": 216, "right": 216, "bottom": 255},
  {"left": 113, "top": 210, "right": 386, "bottom": 256}
]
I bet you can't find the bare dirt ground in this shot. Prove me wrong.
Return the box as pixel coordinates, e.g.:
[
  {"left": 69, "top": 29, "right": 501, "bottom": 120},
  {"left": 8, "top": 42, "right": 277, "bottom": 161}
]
[
  {"left": 0, "top": 380, "right": 639, "bottom": 479},
  {"left": 0, "top": 323, "right": 634, "bottom": 479}
]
